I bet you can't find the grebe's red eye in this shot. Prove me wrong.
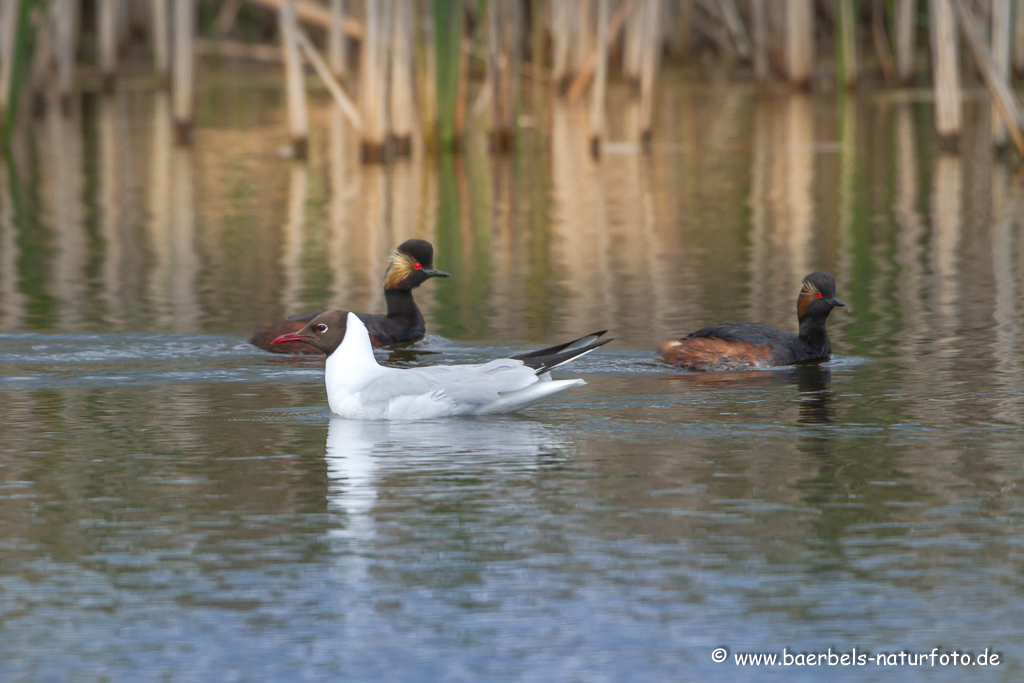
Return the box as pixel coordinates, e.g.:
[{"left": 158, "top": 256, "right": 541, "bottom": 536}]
[
  {"left": 414, "top": 263, "right": 422, "bottom": 270},
  {"left": 816, "top": 293, "right": 822, "bottom": 299}
]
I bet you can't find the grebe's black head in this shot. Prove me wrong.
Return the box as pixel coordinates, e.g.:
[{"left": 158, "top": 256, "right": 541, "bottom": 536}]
[
  {"left": 384, "top": 239, "right": 451, "bottom": 291},
  {"left": 797, "top": 272, "right": 845, "bottom": 321},
  {"left": 270, "top": 309, "right": 349, "bottom": 356}
]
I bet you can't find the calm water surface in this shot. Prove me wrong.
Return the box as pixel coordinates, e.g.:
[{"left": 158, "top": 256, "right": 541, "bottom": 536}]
[{"left": 2, "top": 72, "right": 1024, "bottom": 681}]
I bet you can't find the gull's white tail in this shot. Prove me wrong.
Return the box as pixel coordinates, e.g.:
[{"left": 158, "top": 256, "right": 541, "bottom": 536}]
[{"left": 476, "top": 378, "right": 586, "bottom": 415}]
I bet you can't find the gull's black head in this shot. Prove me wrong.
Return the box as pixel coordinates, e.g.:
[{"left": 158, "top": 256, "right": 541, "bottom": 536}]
[
  {"left": 271, "top": 309, "right": 350, "bottom": 356},
  {"left": 384, "top": 239, "right": 451, "bottom": 291},
  {"left": 797, "top": 272, "right": 845, "bottom": 320}
]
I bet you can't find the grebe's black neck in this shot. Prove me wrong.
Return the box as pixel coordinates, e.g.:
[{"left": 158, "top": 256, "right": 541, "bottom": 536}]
[
  {"left": 384, "top": 287, "right": 424, "bottom": 325},
  {"left": 798, "top": 316, "right": 831, "bottom": 355}
]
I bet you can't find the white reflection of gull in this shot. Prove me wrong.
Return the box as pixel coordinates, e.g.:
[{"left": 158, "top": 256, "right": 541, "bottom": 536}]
[
  {"left": 324, "top": 416, "right": 566, "bottom": 539},
  {"left": 324, "top": 417, "right": 378, "bottom": 602},
  {"left": 322, "top": 408, "right": 571, "bottom": 645},
  {"left": 325, "top": 418, "right": 380, "bottom": 523}
]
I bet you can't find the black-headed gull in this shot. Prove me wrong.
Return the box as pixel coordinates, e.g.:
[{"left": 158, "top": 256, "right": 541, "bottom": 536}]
[{"left": 272, "top": 311, "right": 612, "bottom": 420}]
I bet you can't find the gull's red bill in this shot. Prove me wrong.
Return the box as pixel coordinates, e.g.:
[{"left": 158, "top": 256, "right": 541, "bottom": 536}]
[{"left": 271, "top": 333, "right": 308, "bottom": 345}]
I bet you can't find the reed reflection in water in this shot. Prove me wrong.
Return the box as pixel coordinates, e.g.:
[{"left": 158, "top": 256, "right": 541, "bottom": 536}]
[{"left": 1, "top": 81, "right": 1024, "bottom": 385}]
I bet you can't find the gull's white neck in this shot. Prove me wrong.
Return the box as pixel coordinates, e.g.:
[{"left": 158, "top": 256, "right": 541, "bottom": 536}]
[{"left": 325, "top": 313, "right": 384, "bottom": 414}]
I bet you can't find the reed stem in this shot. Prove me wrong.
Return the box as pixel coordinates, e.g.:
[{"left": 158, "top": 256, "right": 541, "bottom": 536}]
[
  {"left": 952, "top": 0, "right": 1024, "bottom": 155},
  {"left": 751, "top": 0, "right": 768, "bottom": 80},
  {"left": 894, "top": 0, "right": 918, "bottom": 83},
  {"left": 588, "top": 0, "right": 610, "bottom": 157},
  {"left": 418, "top": 0, "right": 438, "bottom": 151},
  {"left": 838, "top": 0, "right": 858, "bottom": 88},
  {"left": 930, "top": 0, "right": 962, "bottom": 146},
  {"left": 1, "top": 0, "right": 34, "bottom": 138},
  {"left": 785, "top": 0, "right": 814, "bottom": 87},
  {"left": 622, "top": 0, "right": 643, "bottom": 84},
  {"left": 329, "top": 0, "right": 346, "bottom": 80},
  {"left": 391, "top": 0, "right": 415, "bottom": 155},
  {"left": 173, "top": 0, "right": 195, "bottom": 144},
  {"left": 433, "top": 0, "right": 463, "bottom": 151},
  {"left": 152, "top": 0, "right": 169, "bottom": 85},
  {"left": 638, "top": 0, "right": 661, "bottom": 147},
  {"left": 991, "top": 0, "right": 1011, "bottom": 147},
  {"left": 99, "top": 0, "right": 119, "bottom": 91},
  {"left": 280, "top": 0, "right": 308, "bottom": 157},
  {"left": 54, "top": 0, "right": 79, "bottom": 111},
  {"left": 1015, "top": 0, "right": 1024, "bottom": 75},
  {"left": 488, "top": 0, "right": 521, "bottom": 153}
]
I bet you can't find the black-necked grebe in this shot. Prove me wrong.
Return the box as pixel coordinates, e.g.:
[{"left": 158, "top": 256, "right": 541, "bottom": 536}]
[
  {"left": 660, "top": 272, "right": 845, "bottom": 371},
  {"left": 249, "top": 239, "right": 450, "bottom": 355}
]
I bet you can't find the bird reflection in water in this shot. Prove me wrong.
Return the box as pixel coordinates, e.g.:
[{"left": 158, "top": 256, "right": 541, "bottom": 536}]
[
  {"left": 792, "top": 363, "right": 833, "bottom": 425},
  {"left": 323, "top": 416, "right": 571, "bottom": 538},
  {"left": 379, "top": 346, "right": 443, "bottom": 367},
  {"left": 666, "top": 362, "right": 834, "bottom": 425}
]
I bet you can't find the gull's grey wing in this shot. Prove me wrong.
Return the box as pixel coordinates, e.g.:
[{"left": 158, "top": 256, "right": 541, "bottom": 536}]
[{"left": 356, "top": 359, "right": 538, "bottom": 407}]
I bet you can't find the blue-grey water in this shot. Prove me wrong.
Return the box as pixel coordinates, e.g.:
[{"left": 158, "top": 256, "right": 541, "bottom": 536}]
[{"left": 2, "top": 74, "right": 1024, "bottom": 681}]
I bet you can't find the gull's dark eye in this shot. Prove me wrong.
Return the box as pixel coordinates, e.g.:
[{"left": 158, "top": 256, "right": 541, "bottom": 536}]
[
  {"left": 816, "top": 293, "right": 823, "bottom": 299},
  {"left": 316, "top": 323, "right": 328, "bottom": 333},
  {"left": 414, "top": 263, "right": 422, "bottom": 270}
]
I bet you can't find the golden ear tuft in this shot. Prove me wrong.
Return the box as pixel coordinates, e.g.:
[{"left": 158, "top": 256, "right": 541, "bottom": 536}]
[
  {"left": 384, "top": 251, "right": 417, "bottom": 290},
  {"left": 800, "top": 279, "right": 820, "bottom": 295},
  {"left": 797, "top": 280, "right": 819, "bottom": 317}
]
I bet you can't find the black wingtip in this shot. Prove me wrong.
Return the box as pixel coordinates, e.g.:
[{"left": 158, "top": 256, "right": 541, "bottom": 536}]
[
  {"left": 511, "top": 330, "right": 608, "bottom": 362},
  {"left": 520, "top": 336, "right": 615, "bottom": 376}
]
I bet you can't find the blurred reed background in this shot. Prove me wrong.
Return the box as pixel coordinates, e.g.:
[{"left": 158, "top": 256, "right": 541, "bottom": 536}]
[{"left": 2, "top": 1, "right": 1024, "bottom": 155}]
